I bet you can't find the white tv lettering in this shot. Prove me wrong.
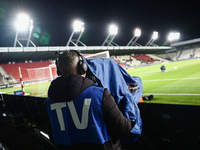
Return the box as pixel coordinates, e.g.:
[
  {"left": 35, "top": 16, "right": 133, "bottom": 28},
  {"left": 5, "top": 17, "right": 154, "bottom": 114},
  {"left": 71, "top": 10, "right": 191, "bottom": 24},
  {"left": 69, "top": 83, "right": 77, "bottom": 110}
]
[
  {"left": 50, "top": 98, "right": 92, "bottom": 131},
  {"left": 51, "top": 102, "right": 66, "bottom": 131},
  {"left": 67, "top": 98, "right": 91, "bottom": 129}
]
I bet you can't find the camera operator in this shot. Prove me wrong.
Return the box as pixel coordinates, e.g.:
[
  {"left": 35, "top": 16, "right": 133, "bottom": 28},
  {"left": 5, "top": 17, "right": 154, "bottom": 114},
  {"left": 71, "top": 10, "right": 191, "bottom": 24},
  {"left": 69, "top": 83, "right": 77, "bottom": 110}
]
[{"left": 46, "top": 50, "right": 135, "bottom": 150}]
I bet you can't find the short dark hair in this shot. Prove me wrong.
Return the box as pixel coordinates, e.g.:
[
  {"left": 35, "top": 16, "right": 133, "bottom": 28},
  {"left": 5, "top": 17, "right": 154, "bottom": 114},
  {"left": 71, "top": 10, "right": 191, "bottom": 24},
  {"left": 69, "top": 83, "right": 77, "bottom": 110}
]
[{"left": 57, "top": 50, "right": 79, "bottom": 75}]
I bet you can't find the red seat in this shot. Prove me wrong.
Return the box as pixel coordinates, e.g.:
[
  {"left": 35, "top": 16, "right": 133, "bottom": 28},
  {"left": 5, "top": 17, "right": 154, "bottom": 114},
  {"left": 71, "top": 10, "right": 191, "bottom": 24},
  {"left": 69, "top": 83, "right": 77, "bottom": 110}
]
[
  {"left": 1, "top": 61, "right": 57, "bottom": 82},
  {"left": 131, "top": 55, "right": 156, "bottom": 62}
]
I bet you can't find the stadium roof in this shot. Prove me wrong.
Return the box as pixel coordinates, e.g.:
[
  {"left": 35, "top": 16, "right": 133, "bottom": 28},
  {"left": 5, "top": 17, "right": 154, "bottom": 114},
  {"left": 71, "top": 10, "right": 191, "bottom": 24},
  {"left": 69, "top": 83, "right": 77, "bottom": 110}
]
[
  {"left": 1, "top": 37, "right": 200, "bottom": 64},
  {"left": 171, "top": 38, "right": 200, "bottom": 47},
  {"left": 0, "top": 46, "right": 171, "bottom": 64}
]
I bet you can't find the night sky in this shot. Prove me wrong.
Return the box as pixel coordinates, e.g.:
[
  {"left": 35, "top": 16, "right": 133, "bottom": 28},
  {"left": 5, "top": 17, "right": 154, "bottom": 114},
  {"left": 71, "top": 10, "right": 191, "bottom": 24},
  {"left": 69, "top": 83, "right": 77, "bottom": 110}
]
[{"left": 0, "top": 0, "right": 199, "bottom": 47}]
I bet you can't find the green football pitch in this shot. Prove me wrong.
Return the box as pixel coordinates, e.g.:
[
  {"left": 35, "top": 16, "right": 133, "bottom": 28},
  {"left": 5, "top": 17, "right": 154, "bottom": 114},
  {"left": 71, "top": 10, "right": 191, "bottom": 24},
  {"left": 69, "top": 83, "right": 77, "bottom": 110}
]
[
  {"left": 1, "top": 59, "right": 200, "bottom": 106},
  {"left": 127, "top": 59, "right": 200, "bottom": 105}
]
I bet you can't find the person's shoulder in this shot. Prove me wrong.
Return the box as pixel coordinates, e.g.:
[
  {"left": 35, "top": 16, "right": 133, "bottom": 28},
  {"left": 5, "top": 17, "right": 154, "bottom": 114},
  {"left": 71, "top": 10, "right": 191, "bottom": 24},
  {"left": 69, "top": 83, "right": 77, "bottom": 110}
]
[
  {"left": 103, "top": 88, "right": 110, "bottom": 95},
  {"left": 102, "top": 89, "right": 114, "bottom": 102},
  {"left": 89, "top": 85, "right": 105, "bottom": 92}
]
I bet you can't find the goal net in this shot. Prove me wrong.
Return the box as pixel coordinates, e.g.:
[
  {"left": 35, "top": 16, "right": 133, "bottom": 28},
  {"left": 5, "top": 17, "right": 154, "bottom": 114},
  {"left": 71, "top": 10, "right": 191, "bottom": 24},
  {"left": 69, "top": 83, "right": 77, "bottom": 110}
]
[
  {"left": 22, "top": 51, "right": 110, "bottom": 97},
  {"left": 25, "top": 51, "right": 110, "bottom": 82},
  {"left": 26, "top": 64, "right": 57, "bottom": 82},
  {"left": 82, "top": 51, "right": 110, "bottom": 59}
]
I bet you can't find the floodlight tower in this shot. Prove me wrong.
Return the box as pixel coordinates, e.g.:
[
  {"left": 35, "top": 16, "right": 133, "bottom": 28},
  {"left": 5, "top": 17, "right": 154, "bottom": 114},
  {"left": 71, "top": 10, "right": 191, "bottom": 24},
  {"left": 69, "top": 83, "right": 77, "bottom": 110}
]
[
  {"left": 163, "top": 32, "right": 180, "bottom": 46},
  {"left": 145, "top": 31, "right": 158, "bottom": 46},
  {"left": 14, "top": 13, "right": 35, "bottom": 47},
  {"left": 127, "top": 28, "right": 141, "bottom": 46},
  {"left": 102, "top": 24, "right": 118, "bottom": 46},
  {"left": 66, "top": 20, "right": 86, "bottom": 47}
]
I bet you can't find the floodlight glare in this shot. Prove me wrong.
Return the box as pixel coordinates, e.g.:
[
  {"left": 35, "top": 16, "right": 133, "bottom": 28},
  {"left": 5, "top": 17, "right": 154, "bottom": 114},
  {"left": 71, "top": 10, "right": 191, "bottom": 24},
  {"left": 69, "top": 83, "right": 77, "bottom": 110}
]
[
  {"left": 109, "top": 25, "right": 118, "bottom": 35},
  {"left": 15, "top": 13, "right": 30, "bottom": 31},
  {"left": 174, "top": 32, "right": 180, "bottom": 40},
  {"left": 152, "top": 31, "right": 158, "bottom": 40},
  {"left": 73, "top": 20, "right": 84, "bottom": 32},
  {"left": 14, "top": 13, "right": 35, "bottom": 47},
  {"left": 168, "top": 32, "right": 180, "bottom": 41},
  {"left": 168, "top": 33, "right": 174, "bottom": 41},
  {"left": 134, "top": 28, "right": 141, "bottom": 37}
]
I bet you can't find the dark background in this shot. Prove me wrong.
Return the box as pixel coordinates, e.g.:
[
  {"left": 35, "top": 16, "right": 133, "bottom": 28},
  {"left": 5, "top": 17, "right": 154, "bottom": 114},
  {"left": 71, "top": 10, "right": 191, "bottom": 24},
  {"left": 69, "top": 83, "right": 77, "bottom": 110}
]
[{"left": 0, "top": 0, "right": 199, "bottom": 47}]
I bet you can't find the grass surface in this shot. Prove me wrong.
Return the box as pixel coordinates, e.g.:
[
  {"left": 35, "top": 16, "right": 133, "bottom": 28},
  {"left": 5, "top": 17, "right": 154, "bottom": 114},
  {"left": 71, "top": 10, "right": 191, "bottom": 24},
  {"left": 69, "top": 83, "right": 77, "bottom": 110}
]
[
  {"left": 1, "top": 82, "right": 50, "bottom": 97},
  {"left": 127, "top": 59, "right": 200, "bottom": 105},
  {"left": 1, "top": 59, "right": 200, "bottom": 105}
]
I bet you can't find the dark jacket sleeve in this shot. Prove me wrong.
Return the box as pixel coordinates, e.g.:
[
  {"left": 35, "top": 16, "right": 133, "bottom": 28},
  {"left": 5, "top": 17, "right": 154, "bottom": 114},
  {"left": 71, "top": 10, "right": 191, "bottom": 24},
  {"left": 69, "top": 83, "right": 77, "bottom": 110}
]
[{"left": 102, "top": 89, "right": 135, "bottom": 139}]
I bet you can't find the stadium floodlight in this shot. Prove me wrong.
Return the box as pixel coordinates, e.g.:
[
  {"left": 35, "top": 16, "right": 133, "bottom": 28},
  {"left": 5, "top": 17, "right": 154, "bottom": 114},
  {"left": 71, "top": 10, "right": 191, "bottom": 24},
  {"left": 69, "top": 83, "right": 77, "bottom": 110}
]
[
  {"left": 66, "top": 20, "right": 86, "bottom": 48},
  {"left": 145, "top": 31, "right": 159, "bottom": 46},
  {"left": 163, "top": 32, "right": 180, "bottom": 46},
  {"left": 152, "top": 31, "right": 158, "bottom": 40},
  {"left": 73, "top": 20, "right": 84, "bottom": 32},
  {"left": 134, "top": 28, "right": 141, "bottom": 37},
  {"left": 127, "top": 28, "right": 142, "bottom": 46},
  {"left": 15, "top": 13, "right": 30, "bottom": 31},
  {"left": 14, "top": 13, "right": 35, "bottom": 47},
  {"left": 174, "top": 32, "right": 180, "bottom": 40},
  {"left": 102, "top": 24, "right": 119, "bottom": 46},
  {"left": 109, "top": 24, "right": 118, "bottom": 35},
  {"left": 168, "top": 32, "right": 180, "bottom": 41},
  {"left": 168, "top": 32, "right": 174, "bottom": 41}
]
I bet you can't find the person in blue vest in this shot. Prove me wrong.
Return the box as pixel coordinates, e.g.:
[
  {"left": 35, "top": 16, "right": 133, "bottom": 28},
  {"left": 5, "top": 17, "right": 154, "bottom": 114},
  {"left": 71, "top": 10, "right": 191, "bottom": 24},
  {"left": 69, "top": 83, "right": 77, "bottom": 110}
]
[
  {"left": 46, "top": 50, "right": 135, "bottom": 150},
  {"left": 160, "top": 65, "right": 166, "bottom": 73}
]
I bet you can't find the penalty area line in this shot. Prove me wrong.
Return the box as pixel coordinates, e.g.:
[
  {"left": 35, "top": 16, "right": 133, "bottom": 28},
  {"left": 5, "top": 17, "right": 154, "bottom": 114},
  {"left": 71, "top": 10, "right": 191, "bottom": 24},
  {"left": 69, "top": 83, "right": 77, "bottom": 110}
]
[
  {"left": 143, "top": 93, "right": 200, "bottom": 96},
  {"left": 0, "top": 92, "right": 7, "bottom": 94},
  {"left": 143, "top": 77, "right": 200, "bottom": 82}
]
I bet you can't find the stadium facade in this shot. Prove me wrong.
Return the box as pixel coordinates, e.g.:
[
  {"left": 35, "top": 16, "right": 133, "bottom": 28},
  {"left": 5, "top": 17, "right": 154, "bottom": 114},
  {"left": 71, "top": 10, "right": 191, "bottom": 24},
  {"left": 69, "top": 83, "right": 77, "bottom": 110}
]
[{"left": 0, "top": 38, "right": 200, "bottom": 64}]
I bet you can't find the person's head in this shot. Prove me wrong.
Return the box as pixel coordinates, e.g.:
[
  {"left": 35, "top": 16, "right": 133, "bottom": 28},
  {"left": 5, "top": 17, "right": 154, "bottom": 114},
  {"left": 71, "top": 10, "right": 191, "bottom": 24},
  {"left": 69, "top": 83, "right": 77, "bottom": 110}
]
[
  {"left": 127, "top": 84, "right": 138, "bottom": 93},
  {"left": 57, "top": 50, "right": 88, "bottom": 77}
]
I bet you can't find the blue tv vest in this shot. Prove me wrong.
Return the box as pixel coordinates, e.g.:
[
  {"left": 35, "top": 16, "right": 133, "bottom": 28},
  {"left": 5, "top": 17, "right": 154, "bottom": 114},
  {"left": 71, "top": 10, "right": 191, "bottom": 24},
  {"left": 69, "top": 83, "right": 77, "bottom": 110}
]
[{"left": 46, "top": 86, "right": 111, "bottom": 146}]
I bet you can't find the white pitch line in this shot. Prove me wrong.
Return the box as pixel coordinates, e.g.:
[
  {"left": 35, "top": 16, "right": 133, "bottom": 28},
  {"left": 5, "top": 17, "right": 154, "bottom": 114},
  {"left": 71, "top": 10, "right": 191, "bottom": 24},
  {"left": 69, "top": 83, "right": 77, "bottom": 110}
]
[
  {"left": 0, "top": 92, "right": 7, "bottom": 94},
  {"left": 36, "top": 93, "right": 47, "bottom": 97},
  {"left": 143, "top": 93, "right": 200, "bottom": 95},
  {"left": 143, "top": 77, "right": 200, "bottom": 82}
]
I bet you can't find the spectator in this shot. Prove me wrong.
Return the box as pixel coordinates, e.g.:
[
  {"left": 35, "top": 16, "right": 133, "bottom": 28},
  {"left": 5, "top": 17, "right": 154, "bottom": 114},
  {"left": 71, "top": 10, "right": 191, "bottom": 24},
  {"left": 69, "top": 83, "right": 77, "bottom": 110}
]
[{"left": 46, "top": 50, "right": 135, "bottom": 150}]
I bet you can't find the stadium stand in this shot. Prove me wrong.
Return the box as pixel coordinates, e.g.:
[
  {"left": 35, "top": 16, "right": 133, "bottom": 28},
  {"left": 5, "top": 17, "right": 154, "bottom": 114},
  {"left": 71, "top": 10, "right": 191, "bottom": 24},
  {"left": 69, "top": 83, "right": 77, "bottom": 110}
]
[
  {"left": 1, "top": 94, "right": 200, "bottom": 150},
  {"left": 131, "top": 54, "right": 156, "bottom": 63},
  {"left": 178, "top": 49, "right": 195, "bottom": 60},
  {"left": 112, "top": 55, "right": 131, "bottom": 63},
  {"left": 128, "top": 56, "right": 142, "bottom": 66},
  {"left": 137, "top": 103, "right": 200, "bottom": 150},
  {"left": 111, "top": 57, "right": 128, "bottom": 68},
  {"left": 194, "top": 48, "right": 200, "bottom": 57},
  {"left": 0, "top": 61, "right": 57, "bottom": 82},
  {"left": 0, "top": 66, "right": 10, "bottom": 85},
  {"left": 146, "top": 54, "right": 167, "bottom": 61},
  {"left": 0, "top": 74, "right": 4, "bottom": 85},
  {"left": 156, "top": 53, "right": 168, "bottom": 60},
  {"left": 1, "top": 38, "right": 200, "bottom": 149},
  {"left": 2, "top": 94, "right": 46, "bottom": 127},
  {"left": 157, "top": 53, "right": 177, "bottom": 61},
  {"left": 166, "top": 52, "right": 177, "bottom": 61},
  {"left": 111, "top": 55, "right": 141, "bottom": 67}
]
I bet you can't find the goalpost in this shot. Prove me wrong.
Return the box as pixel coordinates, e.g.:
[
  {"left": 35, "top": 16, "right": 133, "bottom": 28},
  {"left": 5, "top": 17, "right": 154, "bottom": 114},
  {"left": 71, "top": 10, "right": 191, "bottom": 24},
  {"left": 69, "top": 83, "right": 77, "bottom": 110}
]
[
  {"left": 25, "top": 51, "right": 110, "bottom": 82},
  {"left": 19, "top": 51, "right": 110, "bottom": 96},
  {"left": 26, "top": 64, "right": 57, "bottom": 82},
  {"left": 19, "top": 64, "right": 57, "bottom": 96},
  {"left": 82, "top": 51, "right": 110, "bottom": 59}
]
